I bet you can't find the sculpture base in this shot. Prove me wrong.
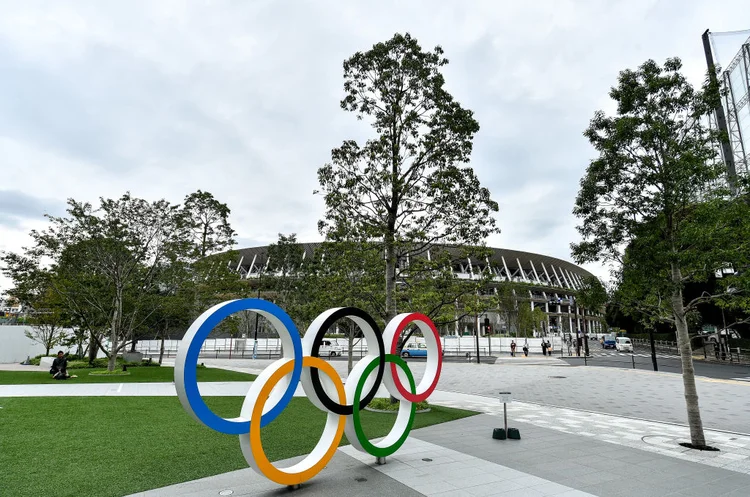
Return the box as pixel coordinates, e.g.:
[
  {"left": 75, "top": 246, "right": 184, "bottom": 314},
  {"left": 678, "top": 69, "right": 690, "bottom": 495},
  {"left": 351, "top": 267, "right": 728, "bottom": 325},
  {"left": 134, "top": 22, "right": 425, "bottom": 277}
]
[{"left": 376, "top": 456, "right": 387, "bottom": 465}]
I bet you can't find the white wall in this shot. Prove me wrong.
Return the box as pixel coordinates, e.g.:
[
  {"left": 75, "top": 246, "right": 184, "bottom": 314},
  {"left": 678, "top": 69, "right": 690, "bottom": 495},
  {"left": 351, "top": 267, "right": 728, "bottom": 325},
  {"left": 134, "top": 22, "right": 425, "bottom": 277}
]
[{"left": 0, "top": 326, "right": 49, "bottom": 363}]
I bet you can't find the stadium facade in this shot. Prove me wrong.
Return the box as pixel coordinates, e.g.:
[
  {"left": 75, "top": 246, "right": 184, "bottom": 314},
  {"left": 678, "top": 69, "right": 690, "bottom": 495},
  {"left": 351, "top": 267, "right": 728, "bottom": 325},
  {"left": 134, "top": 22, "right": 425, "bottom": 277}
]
[{"left": 231, "top": 243, "right": 602, "bottom": 338}]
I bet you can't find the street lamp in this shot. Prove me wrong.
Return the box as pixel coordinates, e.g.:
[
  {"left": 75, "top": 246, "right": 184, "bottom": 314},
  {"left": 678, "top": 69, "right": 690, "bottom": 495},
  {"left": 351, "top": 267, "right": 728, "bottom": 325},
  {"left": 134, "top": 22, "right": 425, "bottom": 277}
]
[{"left": 252, "top": 270, "right": 263, "bottom": 359}]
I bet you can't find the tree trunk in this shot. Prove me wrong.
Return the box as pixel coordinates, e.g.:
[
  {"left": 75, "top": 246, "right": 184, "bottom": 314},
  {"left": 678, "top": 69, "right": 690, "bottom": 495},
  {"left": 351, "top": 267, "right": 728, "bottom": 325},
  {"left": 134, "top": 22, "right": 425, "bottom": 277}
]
[
  {"left": 384, "top": 234, "right": 397, "bottom": 322},
  {"left": 88, "top": 330, "right": 99, "bottom": 364},
  {"left": 671, "top": 262, "right": 706, "bottom": 447},
  {"left": 159, "top": 335, "right": 165, "bottom": 365},
  {"left": 108, "top": 286, "right": 123, "bottom": 372}
]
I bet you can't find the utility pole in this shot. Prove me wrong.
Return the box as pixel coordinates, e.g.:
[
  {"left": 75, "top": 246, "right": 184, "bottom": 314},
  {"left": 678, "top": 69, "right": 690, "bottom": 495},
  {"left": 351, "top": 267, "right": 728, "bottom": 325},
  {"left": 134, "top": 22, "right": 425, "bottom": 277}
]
[{"left": 702, "top": 28, "right": 739, "bottom": 192}]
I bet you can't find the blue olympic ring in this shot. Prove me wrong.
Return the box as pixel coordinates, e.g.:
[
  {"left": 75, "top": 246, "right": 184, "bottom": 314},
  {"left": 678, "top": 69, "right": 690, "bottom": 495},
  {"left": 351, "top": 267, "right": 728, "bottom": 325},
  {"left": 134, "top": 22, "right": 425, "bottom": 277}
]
[{"left": 177, "top": 299, "right": 303, "bottom": 434}]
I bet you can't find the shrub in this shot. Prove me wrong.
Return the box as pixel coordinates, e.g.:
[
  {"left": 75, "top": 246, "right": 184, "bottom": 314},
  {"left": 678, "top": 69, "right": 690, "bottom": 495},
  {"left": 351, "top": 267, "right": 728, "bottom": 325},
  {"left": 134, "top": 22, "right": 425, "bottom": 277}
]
[
  {"left": 67, "top": 360, "right": 92, "bottom": 369},
  {"left": 139, "top": 358, "right": 161, "bottom": 367},
  {"left": 367, "top": 398, "right": 430, "bottom": 411}
]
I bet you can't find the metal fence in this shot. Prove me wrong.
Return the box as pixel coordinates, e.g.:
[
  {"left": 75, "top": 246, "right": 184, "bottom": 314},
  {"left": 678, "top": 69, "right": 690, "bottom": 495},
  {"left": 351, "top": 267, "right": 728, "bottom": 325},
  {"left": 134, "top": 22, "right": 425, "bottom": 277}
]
[{"left": 631, "top": 338, "right": 749, "bottom": 365}]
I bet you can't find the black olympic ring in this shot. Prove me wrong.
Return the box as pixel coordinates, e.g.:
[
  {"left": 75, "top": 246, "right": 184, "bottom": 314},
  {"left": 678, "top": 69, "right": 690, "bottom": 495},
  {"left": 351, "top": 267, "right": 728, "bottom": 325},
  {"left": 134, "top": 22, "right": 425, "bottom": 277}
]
[{"left": 306, "top": 307, "right": 385, "bottom": 416}]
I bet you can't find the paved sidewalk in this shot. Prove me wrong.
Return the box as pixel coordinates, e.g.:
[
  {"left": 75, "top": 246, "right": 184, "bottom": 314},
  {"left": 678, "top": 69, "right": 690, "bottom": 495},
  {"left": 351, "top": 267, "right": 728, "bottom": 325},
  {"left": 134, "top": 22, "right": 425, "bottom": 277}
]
[{"left": 130, "top": 412, "right": 750, "bottom": 497}]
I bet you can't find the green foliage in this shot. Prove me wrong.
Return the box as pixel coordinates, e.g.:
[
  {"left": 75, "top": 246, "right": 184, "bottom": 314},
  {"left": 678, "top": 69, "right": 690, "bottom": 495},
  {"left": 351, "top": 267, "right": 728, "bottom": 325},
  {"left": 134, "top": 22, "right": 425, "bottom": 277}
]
[
  {"left": 67, "top": 360, "right": 91, "bottom": 369},
  {"left": 316, "top": 33, "right": 499, "bottom": 320},
  {"left": 517, "top": 304, "right": 546, "bottom": 338},
  {"left": 368, "top": 397, "right": 430, "bottom": 411},
  {"left": 571, "top": 56, "right": 750, "bottom": 447},
  {"left": 179, "top": 190, "right": 236, "bottom": 259},
  {"left": 572, "top": 57, "right": 750, "bottom": 324},
  {"left": 1, "top": 190, "right": 242, "bottom": 372}
]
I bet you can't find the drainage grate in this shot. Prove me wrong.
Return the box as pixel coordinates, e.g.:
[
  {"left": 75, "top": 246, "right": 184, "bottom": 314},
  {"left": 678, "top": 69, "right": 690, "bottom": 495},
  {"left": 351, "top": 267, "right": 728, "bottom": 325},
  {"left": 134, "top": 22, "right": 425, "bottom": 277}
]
[
  {"left": 422, "top": 458, "right": 433, "bottom": 462},
  {"left": 355, "top": 477, "right": 367, "bottom": 482},
  {"left": 218, "top": 491, "right": 234, "bottom": 496},
  {"left": 548, "top": 376, "right": 566, "bottom": 379}
]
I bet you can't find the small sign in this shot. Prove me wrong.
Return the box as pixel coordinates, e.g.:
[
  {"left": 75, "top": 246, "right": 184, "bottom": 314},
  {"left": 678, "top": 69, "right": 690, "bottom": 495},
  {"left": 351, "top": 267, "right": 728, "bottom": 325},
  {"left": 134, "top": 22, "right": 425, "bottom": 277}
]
[{"left": 498, "top": 392, "right": 512, "bottom": 403}]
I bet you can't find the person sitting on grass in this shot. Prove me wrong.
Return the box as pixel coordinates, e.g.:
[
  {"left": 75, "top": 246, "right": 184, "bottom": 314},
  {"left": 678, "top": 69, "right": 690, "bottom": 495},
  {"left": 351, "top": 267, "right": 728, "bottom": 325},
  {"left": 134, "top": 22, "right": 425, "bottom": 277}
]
[{"left": 50, "top": 351, "right": 70, "bottom": 380}]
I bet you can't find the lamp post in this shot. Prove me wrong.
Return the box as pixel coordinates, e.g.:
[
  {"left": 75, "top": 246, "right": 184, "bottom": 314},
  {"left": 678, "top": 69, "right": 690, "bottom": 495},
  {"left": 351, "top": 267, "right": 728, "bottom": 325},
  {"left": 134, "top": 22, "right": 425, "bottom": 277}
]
[{"left": 252, "top": 271, "right": 262, "bottom": 359}]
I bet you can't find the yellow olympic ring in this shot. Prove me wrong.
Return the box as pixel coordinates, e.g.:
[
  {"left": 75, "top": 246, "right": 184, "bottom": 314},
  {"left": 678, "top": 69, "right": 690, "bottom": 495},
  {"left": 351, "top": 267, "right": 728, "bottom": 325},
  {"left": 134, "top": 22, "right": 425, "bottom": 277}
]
[{"left": 246, "top": 356, "right": 346, "bottom": 485}]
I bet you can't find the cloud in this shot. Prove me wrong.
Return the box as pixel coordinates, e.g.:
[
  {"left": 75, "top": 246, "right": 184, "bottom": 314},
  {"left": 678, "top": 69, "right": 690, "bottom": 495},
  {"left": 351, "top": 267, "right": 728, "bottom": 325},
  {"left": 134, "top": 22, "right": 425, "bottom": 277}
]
[
  {"left": 0, "top": 0, "right": 748, "bottom": 292},
  {"left": 0, "top": 190, "right": 67, "bottom": 228}
]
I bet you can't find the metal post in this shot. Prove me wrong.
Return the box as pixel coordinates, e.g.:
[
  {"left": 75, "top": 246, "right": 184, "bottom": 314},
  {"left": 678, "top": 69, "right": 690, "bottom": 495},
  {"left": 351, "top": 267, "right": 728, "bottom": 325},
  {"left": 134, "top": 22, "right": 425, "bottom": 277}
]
[
  {"left": 503, "top": 402, "right": 508, "bottom": 433},
  {"left": 632, "top": 353, "right": 635, "bottom": 369},
  {"left": 252, "top": 288, "right": 261, "bottom": 360},
  {"left": 649, "top": 328, "right": 658, "bottom": 372},
  {"left": 475, "top": 313, "right": 481, "bottom": 364}
]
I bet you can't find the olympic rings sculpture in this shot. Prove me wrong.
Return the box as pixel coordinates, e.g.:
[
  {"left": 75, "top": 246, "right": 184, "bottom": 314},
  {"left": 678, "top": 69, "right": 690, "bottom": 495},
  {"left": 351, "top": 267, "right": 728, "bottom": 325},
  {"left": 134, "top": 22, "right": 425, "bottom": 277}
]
[{"left": 174, "top": 298, "right": 443, "bottom": 486}]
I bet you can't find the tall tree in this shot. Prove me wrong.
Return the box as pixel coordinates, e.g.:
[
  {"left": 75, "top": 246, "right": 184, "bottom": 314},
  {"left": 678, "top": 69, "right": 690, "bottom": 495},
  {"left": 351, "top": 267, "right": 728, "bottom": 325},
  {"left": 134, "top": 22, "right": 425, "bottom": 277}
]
[
  {"left": 265, "top": 234, "right": 306, "bottom": 322},
  {"left": 180, "top": 190, "right": 235, "bottom": 259},
  {"left": 20, "top": 194, "right": 188, "bottom": 371},
  {"left": 571, "top": 57, "right": 750, "bottom": 448},
  {"left": 316, "top": 33, "right": 499, "bottom": 322}
]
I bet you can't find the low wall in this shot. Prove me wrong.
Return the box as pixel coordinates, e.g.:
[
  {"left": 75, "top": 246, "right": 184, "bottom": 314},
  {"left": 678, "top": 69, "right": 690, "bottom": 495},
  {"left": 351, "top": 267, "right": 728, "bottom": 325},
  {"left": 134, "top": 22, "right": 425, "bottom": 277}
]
[{"left": 0, "top": 326, "right": 49, "bottom": 364}]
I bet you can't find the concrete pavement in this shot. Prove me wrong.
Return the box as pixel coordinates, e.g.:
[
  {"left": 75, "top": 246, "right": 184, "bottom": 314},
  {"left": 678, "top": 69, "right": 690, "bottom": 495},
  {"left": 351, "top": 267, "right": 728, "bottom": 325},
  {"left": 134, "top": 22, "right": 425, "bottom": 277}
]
[{"left": 188, "top": 357, "right": 750, "bottom": 434}]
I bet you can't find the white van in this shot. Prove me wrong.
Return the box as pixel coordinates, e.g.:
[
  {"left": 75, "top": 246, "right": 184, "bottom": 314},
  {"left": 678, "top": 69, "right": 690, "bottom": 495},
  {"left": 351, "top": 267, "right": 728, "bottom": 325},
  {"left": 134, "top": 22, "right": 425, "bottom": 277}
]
[
  {"left": 616, "top": 337, "right": 633, "bottom": 353},
  {"left": 319, "top": 340, "right": 344, "bottom": 357}
]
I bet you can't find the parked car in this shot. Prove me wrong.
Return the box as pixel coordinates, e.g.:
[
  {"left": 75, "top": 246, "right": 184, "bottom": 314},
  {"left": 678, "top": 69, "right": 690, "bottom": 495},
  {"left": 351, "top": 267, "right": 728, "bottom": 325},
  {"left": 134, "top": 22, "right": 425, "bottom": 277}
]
[
  {"left": 401, "top": 342, "right": 428, "bottom": 357},
  {"left": 400, "top": 342, "right": 444, "bottom": 358},
  {"left": 616, "top": 337, "right": 633, "bottom": 353},
  {"left": 319, "top": 340, "right": 344, "bottom": 357},
  {"left": 601, "top": 334, "right": 616, "bottom": 349}
]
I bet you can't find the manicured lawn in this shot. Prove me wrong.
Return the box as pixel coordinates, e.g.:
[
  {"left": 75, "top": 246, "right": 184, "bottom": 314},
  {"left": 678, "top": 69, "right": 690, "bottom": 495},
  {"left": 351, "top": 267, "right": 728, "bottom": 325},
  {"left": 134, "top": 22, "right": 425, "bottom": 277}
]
[
  {"left": 0, "top": 396, "right": 477, "bottom": 497},
  {"left": 0, "top": 366, "right": 256, "bottom": 384}
]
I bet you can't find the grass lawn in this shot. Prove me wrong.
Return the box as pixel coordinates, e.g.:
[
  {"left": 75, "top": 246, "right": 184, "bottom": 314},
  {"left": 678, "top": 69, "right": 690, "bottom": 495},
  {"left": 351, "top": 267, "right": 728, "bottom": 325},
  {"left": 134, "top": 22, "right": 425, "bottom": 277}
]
[
  {"left": 0, "top": 366, "right": 257, "bottom": 384},
  {"left": 0, "top": 396, "right": 477, "bottom": 497}
]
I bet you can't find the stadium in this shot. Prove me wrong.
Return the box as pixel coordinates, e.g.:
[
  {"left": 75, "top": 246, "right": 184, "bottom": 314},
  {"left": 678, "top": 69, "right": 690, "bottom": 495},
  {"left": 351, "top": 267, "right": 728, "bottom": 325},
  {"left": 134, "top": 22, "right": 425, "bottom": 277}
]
[{"left": 231, "top": 243, "right": 602, "bottom": 338}]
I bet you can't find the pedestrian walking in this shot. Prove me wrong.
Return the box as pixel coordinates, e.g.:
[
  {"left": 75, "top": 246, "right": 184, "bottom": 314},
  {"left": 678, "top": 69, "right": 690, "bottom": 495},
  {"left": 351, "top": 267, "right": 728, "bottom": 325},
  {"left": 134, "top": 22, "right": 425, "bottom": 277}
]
[
  {"left": 510, "top": 340, "right": 517, "bottom": 357},
  {"left": 542, "top": 340, "right": 547, "bottom": 356},
  {"left": 522, "top": 339, "right": 529, "bottom": 357}
]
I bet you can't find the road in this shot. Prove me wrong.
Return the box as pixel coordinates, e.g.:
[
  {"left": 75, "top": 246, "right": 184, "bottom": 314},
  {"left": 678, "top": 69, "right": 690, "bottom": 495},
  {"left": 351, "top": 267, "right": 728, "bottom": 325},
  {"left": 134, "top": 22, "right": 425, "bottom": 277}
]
[{"left": 559, "top": 347, "right": 750, "bottom": 380}]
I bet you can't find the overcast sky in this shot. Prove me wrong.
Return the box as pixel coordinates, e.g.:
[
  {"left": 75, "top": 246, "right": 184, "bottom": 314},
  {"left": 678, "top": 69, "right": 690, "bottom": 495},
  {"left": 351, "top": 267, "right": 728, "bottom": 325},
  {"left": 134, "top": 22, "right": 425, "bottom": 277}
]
[{"left": 1, "top": 0, "right": 748, "bottom": 293}]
